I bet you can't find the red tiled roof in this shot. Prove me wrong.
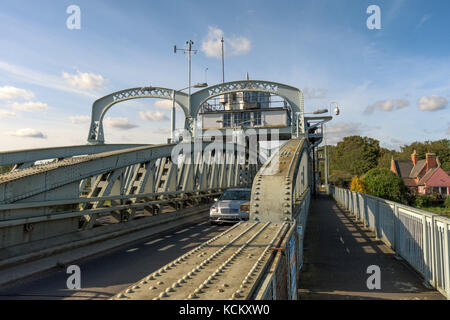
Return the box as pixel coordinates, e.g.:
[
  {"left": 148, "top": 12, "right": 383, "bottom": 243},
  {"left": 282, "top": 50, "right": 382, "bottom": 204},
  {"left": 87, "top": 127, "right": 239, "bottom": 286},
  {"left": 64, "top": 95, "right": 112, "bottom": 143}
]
[
  {"left": 409, "top": 159, "right": 426, "bottom": 178},
  {"left": 418, "top": 168, "right": 438, "bottom": 185}
]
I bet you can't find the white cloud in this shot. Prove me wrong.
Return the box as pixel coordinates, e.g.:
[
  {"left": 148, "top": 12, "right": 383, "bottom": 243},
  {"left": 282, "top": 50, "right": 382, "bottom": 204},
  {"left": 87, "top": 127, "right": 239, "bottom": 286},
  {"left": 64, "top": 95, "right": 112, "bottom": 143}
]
[
  {"left": 0, "top": 86, "right": 34, "bottom": 101},
  {"left": 364, "top": 99, "right": 409, "bottom": 114},
  {"left": 12, "top": 101, "right": 51, "bottom": 112},
  {"left": 69, "top": 115, "right": 90, "bottom": 124},
  {"left": 201, "top": 26, "right": 251, "bottom": 58},
  {"left": 62, "top": 70, "right": 105, "bottom": 90},
  {"left": 0, "top": 109, "right": 17, "bottom": 117},
  {"left": 417, "top": 95, "right": 448, "bottom": 111},
  {"left": 154, "top": 100, "right": 182, "bottom": 110},
  {"left": 104, "top": 117, "right": 138, "bottom": 130},
  {"left": 139, "top": 111, "right": 169, "bottom": 121},
  {"left": 324, "top": 122, "right": 363, "bottom": 145},
  {"left": 0, "top": 60, "right": 101, "bottom": 98},
  {"left": 6, "top": 128, "right": 46, "bottom": 139}
]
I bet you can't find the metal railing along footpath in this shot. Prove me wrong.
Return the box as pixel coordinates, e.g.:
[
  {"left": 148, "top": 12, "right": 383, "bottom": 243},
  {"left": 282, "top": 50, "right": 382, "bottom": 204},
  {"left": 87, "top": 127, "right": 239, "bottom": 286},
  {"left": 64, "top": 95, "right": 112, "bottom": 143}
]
[{"left": 329, "top": 185, "right": 450, "bottom": 299}]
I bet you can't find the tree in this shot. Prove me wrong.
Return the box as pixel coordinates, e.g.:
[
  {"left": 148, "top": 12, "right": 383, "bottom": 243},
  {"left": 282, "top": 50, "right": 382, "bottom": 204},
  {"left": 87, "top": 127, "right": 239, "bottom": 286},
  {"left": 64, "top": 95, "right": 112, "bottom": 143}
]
[
  {"left": 0, "top": 165, "right": 13, "bottom": 174},
  {"left": 350, "top": 176, "right": 367, "bottom": 193},
  {"left": 398, "top": 139, "right": 450, "bottom": 170},
  {"left": 362, "top": 168, "right": 409, "bottom": 204},
  {"left": 330, "top": 136, "right": 380, "bottom": 176},
  {"left": 377, "top": 148, "right": 398, "bottom": 169}
]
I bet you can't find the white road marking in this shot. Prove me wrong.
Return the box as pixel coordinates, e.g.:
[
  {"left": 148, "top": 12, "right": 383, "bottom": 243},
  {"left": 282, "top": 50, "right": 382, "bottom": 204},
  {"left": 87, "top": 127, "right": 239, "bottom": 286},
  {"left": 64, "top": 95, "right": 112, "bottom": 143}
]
[
  {"left": 126, "top": 248, "right": 139, "bottom": 253},
  {"left": 145, "top": 238, "right": 163, "bottom": 245},
  {"left": 158, "top": 244, "right": 175, "bottom": 251}
]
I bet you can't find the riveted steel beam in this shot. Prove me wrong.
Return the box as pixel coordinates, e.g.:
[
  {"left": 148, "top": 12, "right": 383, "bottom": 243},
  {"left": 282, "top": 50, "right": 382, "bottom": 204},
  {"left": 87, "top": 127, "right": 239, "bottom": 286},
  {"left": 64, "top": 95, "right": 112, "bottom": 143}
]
[{"left": 250, "top": 138, "right": 310, "bottom": 223}]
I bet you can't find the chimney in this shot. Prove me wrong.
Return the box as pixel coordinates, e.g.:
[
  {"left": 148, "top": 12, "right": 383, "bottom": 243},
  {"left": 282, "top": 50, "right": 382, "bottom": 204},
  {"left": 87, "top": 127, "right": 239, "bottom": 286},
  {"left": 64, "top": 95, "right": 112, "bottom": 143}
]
[
  {"left": 411, "top": 150, "right": 418, "bottom": 166},
  {"left": 426, "top": 153, "right": 437, "bottom": 171}
]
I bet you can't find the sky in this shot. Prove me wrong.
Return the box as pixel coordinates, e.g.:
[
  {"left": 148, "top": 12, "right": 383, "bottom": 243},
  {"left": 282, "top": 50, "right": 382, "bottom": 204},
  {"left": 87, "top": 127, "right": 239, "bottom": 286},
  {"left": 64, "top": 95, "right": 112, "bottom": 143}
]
[{"left": 0, "top": 0, "right": 449, "bottom": 151}]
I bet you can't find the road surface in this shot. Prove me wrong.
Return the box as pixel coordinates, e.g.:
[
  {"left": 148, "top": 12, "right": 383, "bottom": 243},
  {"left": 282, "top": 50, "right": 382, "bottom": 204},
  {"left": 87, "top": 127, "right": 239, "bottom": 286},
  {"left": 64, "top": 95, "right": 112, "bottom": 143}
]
[{"left": 0, "top": 219, "right": 230, "bottom": 300}]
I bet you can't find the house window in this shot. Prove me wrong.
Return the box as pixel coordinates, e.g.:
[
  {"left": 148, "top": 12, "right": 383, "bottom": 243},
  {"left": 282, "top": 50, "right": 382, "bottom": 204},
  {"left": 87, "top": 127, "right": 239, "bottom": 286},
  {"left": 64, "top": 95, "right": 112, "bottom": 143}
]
[
  {"left": 253, "top": 112, "right": 261, "bottom": 125},
  {"left": 223, "top": 113, "right": 231, "bottom": 127}
]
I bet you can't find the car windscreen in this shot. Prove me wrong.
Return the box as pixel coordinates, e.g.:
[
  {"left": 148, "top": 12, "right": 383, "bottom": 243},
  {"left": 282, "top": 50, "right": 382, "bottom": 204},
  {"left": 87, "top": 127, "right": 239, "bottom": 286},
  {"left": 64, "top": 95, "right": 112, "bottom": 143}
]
[{"left": 219, "top": 190, "right": 251, "bottom": 201}]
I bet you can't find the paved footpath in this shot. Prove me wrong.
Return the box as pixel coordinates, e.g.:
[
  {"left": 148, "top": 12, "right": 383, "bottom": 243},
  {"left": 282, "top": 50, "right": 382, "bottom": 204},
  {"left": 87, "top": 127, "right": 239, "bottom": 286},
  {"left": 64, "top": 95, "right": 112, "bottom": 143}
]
[{"left": 298, "top": 194, "right": 445, "bottom": 300}]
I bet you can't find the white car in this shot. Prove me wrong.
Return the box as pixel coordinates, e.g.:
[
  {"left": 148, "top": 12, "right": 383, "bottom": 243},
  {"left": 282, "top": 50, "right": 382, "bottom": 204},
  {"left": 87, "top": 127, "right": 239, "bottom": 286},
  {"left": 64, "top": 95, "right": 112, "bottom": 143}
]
[{"left": 209, "top": 188, "right": 251, "bottom": 225}]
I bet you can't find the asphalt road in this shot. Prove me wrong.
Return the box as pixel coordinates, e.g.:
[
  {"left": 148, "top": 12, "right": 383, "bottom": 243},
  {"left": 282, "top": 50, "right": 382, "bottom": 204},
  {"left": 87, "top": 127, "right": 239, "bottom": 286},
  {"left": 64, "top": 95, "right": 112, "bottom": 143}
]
[{"left": 0, "top": 219, "right": 230, "bottom": 300}]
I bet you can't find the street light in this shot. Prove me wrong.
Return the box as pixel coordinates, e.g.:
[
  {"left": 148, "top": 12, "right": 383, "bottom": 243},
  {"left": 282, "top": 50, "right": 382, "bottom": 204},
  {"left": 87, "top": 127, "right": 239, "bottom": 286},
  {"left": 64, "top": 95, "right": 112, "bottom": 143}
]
[
  {"left": 330, "top": 101, "right": 340, "bottom": 116},
  {"left": 323, "top": 102, "right": 341, "bottom": 191},
  {"left": 296, "top": 108, "right": 329, "bottom": 137},
  {"left": 171, "top": 82, "right": 208, "bottom": 142}
]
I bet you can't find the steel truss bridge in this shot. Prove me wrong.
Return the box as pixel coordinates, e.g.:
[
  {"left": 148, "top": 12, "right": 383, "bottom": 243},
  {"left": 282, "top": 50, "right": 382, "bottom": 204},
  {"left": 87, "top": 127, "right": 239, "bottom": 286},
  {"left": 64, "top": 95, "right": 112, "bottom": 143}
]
[{"left": 0, "top": 80, "right": 448, "bottom": 300}]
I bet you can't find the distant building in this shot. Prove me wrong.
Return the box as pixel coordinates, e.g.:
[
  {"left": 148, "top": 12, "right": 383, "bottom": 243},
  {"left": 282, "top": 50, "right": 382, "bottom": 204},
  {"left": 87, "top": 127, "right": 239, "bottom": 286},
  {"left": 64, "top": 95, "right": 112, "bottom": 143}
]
[{"left": 391, "top": 150, "right": 450, "bottom": 196}]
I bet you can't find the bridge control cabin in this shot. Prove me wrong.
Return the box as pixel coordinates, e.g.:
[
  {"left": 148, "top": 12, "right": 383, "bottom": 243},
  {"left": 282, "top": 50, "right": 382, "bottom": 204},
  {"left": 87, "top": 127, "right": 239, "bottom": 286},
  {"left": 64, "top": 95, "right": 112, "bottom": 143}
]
[{"left": 198, "top": 75, "right": 293, "bottom": 142}]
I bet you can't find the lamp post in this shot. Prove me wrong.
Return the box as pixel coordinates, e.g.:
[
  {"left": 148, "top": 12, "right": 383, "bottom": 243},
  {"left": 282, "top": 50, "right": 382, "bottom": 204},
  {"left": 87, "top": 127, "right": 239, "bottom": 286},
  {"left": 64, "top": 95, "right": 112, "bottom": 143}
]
[
  {"left": 174, "top": 40, "right": 200, "bottom": 141},
  {"left": 324, "top": 102, "right": 341, "bottom": 191},
  {"left": 171, "top": 82, "right": 208, "bottom": 142}
]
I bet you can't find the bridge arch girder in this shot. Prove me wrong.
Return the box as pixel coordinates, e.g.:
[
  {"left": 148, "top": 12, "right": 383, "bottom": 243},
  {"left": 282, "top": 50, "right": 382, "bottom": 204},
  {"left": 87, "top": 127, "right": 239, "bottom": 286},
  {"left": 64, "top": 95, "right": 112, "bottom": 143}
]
[
  {"left": 190, "top": 80, "right": 304, "bottom": 134},
  {"left": 87, "top": 87, "right": 189, "bottom": 144}
]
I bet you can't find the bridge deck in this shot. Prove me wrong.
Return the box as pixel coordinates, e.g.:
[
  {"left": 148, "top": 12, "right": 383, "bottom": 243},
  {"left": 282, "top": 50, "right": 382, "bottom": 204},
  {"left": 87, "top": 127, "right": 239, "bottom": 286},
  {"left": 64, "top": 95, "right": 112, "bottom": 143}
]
[
  {"left": 298, "top": 193, "right": 445, "bottom": 300},
  {"left": 113, "top": 221, "right": 288, "bottom": 300}
]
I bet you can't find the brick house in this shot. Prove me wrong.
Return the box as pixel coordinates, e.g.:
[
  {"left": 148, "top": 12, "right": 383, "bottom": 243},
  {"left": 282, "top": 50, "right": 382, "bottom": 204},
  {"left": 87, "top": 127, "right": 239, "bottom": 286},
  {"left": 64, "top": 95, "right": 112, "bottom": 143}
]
[{"left": 391, "top": 150, "right": 450, "bottom": 196}]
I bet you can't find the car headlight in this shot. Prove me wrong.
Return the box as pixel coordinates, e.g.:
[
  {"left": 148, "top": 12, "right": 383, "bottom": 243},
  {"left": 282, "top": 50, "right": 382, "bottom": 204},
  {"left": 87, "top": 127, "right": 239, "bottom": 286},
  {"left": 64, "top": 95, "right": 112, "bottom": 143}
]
[
  {"left": 240, "top": 203, "right": 250, "bottom": 213},
  {"left": 211, "top": 206, "right": 218, "bottom": 213}
]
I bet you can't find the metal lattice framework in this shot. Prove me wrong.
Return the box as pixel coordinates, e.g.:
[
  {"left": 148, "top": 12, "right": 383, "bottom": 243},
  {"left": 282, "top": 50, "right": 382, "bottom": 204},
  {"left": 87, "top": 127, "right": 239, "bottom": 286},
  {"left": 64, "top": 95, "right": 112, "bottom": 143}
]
[
  {"left": 87, "top": 80, "right": 304, "bottom": 144},
  {"left": 190, "top": 80, "right": 304, "bottom": 132},
  {"left": 0, "top": 142, "right": 261, "bottom": 248},
  {"left": 87, "top": 87, "right": 189, "bottom": 143},
  {"left": 206, "top": 81, "right": 279, "bottom": 96}
]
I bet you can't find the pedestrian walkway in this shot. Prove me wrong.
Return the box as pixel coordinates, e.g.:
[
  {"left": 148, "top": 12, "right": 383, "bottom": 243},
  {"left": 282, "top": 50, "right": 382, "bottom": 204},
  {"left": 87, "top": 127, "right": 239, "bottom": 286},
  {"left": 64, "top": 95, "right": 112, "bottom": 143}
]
[{"left": 298, "top": 194, "right": 445, "bottom": 300}]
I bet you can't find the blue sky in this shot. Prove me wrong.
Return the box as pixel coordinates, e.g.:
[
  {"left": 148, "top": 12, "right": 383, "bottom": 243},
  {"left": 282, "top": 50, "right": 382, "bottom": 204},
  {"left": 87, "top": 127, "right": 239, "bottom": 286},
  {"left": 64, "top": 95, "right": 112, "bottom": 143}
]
[{"left": 0, "top": 0, "right": 449, "bottom": 151}]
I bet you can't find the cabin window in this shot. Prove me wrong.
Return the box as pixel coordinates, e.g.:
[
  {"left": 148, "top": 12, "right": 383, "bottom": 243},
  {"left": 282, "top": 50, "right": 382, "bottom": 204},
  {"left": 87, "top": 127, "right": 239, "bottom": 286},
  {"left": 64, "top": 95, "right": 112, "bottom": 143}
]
[
  {"left": 253, "top": 112, "right": 261, "bottom": 125},
  {"left": 223, "top": 113, "right": 231, "bottom": 127}
]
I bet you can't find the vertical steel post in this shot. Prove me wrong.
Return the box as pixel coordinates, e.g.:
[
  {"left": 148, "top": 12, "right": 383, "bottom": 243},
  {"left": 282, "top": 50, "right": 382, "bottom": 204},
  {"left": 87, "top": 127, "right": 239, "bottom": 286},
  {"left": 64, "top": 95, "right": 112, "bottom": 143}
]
[
  {"left": 171, "top": 90, "right": 176, "bottom": 142},
  {"left": 221, "top": 37, "right": 225, "bottom": 83}
]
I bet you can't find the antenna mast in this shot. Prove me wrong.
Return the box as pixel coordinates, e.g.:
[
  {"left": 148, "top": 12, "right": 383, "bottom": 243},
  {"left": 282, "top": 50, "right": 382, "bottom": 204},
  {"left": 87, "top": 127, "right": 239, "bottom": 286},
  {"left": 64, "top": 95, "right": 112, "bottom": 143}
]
[{"left": 221, "top": 37, "right": 225, "bottom": 83}]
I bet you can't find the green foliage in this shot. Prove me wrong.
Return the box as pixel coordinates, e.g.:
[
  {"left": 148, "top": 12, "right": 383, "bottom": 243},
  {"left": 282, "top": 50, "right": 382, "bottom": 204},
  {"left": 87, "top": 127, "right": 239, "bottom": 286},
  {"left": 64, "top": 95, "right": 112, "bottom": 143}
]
[
  {"left": 397, "top": 139, "right": 450, "bottom": 168},
  {"left": 330, "top": 136, "right": 380, "bottom": 176},
  {"left": 377, "top": 148, "right": 398, "bottom": 169},
  {"left": 0, "top": 165, "right": 13, "bottom": 174},
  {"left": 362, "top": 168, "right": 409, "bottom": 204},
  {"left": 445, "top": 196, "right": 450, "bottom": 209},
  {"left": 414, "top": 195, "right": 433, "bottom": 208},
  {"left": 329, "top": 171, "right": 352, "bottom": 188},
  {"left": 350, "top": 176, "right": 367, "bottom": 193}
]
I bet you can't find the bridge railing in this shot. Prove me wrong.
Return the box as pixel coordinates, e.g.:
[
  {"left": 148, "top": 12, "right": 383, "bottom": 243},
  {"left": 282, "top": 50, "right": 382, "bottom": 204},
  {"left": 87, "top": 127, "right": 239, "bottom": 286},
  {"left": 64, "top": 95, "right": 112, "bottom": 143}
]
[
  {"left": 329, "top": 185, "right": 450, "bottom": 299},
  {"left": 0, "top": 142, "right": 259, "bottom": 257}
]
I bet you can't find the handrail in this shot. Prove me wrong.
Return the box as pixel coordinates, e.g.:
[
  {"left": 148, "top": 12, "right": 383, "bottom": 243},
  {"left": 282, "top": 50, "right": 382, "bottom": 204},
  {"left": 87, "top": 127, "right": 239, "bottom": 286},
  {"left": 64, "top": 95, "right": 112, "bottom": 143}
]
[{"left": 329, "top": 185, "right": 450, "bottom": 299}]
